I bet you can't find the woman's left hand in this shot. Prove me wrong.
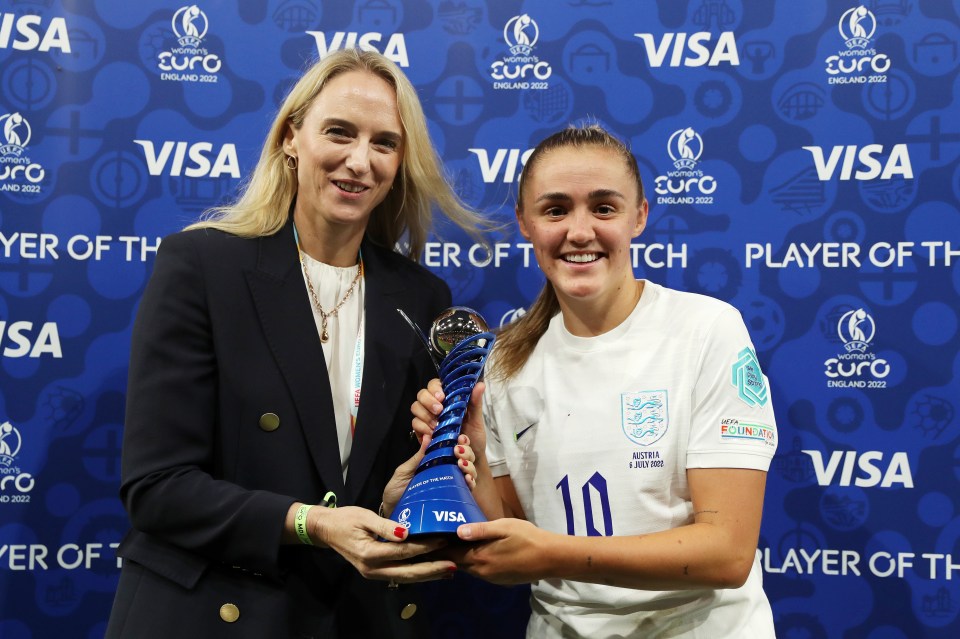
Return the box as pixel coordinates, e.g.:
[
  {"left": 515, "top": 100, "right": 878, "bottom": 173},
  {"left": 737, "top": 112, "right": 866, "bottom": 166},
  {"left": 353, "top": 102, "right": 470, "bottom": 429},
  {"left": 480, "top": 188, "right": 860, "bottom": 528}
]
[
  {"left": 446, "top": 518, "right": 550, "bottom": 585},
  {"left": 381, "top": 433, "right": 477, "bottom": 516}
]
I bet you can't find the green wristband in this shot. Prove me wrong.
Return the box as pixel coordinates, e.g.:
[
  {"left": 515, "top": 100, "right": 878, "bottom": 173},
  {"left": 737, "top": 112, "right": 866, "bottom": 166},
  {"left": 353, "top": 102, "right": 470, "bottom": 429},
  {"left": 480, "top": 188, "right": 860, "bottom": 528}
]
[{"left": 295, "top": 504, "right": 314, "bottom": 546}]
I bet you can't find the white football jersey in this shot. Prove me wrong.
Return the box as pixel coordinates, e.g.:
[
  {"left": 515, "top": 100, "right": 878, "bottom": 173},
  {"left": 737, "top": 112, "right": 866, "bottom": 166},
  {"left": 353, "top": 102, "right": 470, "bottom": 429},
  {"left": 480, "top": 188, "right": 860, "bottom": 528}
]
[{"left": 485, "top": 281, "right": 778, "bottom": 638}]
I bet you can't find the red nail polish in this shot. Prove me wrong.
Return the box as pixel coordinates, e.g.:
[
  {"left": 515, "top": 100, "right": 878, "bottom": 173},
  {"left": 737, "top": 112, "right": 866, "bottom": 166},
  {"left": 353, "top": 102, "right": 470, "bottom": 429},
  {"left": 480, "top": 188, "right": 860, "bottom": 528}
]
[
  {"left": 457, "top": 446, "right": 465, "bottom": 454},
  {"left": 461, "top": 459, "right": 468, "bottom": 467},
  {"left": 394, "top": 526, "right": 406, "bottom": 538},
  {"left": 448, "top": 565, "right": 457, "bottom": 573}
]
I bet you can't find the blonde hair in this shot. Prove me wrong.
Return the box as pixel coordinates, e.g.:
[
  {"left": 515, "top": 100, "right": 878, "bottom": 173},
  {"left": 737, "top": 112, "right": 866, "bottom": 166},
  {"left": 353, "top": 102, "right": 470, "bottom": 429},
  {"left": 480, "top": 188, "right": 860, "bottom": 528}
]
[
  {"left": 491, "top": 124, "right": 645, "bottom": 381},
  {"left": 187, "top": 48, "right": 485, "bottom": 259}
]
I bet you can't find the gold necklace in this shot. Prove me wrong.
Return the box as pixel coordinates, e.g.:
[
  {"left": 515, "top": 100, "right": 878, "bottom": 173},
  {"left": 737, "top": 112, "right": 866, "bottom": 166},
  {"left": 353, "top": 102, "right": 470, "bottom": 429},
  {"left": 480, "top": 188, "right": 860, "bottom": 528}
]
[
  {"left": 293, "top": 223, "right": 363, "bottom": 343},
  {"left": 300, "top": 255, "right": 362, "bottom": 343}
]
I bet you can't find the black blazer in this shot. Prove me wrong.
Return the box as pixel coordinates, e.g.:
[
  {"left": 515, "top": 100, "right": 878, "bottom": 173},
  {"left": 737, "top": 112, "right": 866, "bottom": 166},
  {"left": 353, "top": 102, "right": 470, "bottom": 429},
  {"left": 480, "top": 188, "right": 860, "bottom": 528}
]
[{"left": 106, "top": 218, "right": 450, "bottom": 638}]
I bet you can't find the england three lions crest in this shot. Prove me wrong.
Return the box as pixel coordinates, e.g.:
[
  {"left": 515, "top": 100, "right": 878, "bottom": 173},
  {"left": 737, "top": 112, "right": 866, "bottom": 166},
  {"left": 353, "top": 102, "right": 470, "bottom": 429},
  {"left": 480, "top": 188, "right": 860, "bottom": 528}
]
[{"left": 621, "top": 391, "right": 668, "bottom": 446}]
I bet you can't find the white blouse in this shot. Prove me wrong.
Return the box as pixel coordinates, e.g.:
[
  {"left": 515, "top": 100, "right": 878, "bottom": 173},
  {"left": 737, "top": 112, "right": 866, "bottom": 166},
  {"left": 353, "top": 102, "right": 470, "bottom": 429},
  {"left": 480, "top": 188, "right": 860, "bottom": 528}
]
[{"left": 299, "top": 251, "right": 365, "bottom": 481}]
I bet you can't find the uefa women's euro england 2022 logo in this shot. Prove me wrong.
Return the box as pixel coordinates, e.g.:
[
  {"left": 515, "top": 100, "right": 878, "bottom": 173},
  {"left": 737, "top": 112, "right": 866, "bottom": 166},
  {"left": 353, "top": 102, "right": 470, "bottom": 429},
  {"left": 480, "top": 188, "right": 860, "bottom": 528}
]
[
  {"left": 0, "top": 111, "right": 45, "bottom": 196},
  {"left": 156, "top": 5, "right": 223, "bottom": 82},
  {"left": 0, "top": 421, "right": 36, "bottom": 503},
  {"left": 654, "top": 127, "right": 718, "bottom": 206},
  {"left": 490, "top": 14, "right": 553, "bottom": 91},
  {"left": 824, "top": 5, "right": 890, "bottom": 84},
  {"left": 824, "top": 307, "right": 891, "bottom": 389}
]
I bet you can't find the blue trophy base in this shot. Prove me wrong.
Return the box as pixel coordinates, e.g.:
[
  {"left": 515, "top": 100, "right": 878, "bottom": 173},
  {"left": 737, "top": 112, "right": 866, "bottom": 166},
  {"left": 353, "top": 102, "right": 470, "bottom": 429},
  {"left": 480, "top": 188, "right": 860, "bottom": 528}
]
[{"left": 388, "top": 462, "right": 487, "bottom": 536}]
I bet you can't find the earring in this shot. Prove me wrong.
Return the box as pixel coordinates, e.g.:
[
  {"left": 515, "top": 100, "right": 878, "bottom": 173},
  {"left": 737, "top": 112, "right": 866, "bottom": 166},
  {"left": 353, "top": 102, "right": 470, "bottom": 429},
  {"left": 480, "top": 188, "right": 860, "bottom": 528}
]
[{"left": 286, "top": 155, "right": 298, "bottom": 170}]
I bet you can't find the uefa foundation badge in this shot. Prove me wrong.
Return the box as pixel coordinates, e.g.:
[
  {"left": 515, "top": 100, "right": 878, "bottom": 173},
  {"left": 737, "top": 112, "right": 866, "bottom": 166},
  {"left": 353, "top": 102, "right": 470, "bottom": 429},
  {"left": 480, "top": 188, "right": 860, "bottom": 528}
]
[
  {"left": 490, "top": 14, "right": 552, "bottom": 90},
  {"left": 0, "top": 112, "right": 45, "bottom": 196},
  {"left": 157, "top": 5, "right": 223, "bottom": 82},
  {"left": 825, "top": 5, "right": 890, "bottom": 85}
]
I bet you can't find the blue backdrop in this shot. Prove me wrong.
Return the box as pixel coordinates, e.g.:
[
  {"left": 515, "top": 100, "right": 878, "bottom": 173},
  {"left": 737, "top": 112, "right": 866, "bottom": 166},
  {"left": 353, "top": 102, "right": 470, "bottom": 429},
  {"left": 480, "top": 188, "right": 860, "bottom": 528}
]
[{"left": 1, "top": 1, "right": 959, "bottom": 637}]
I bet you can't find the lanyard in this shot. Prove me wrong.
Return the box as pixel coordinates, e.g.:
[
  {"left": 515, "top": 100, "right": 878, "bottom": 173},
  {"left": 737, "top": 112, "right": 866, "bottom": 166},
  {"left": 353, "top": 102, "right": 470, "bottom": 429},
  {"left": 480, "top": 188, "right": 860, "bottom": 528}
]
[
  {"left": 292, "top": 222, "right": 365, "bottom": 438},
  {"left": 349, "top": 312, "right": 364, "bottom": 437}
]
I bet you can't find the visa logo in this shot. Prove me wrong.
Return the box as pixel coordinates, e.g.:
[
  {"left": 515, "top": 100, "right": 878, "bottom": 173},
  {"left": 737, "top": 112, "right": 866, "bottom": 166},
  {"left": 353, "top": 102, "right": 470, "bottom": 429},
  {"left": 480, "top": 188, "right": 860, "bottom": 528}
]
[
  {"left": 802, "top": 144, "right": 913, "bottom": 181},
  {"left": 134, "top": 141, "right": 241, "bottom": 178},
  {"left": 0, "top": 13, "right": 71, "bottom": 53},
  {"left": 468, "top": 148, "right": 533, "bottom": 183},
  {"left": 0, "top": 321, "right": 62, "bottom": 358},
  {"left": 803, "top": 450, "right": 914, "bottom": 488},
  {"left": 306, "top": 31, "right": 409, "bottom": 67},
  {"left": 634, "top": 32, "right": 739, "bottom": 67},
  {"left": 433, "top": 510, "right": 466, "bottom": 522}
]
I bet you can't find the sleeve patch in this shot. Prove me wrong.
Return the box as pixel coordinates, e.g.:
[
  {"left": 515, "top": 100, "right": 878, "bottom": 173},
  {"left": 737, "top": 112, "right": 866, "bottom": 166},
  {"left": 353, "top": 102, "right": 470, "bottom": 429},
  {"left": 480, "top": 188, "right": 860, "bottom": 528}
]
[
  {"left": 731, "top": 347, "right": 769, "bottom": 407},
  {"left": 719, "top": 418, "right": 777, "bottom": 448}
]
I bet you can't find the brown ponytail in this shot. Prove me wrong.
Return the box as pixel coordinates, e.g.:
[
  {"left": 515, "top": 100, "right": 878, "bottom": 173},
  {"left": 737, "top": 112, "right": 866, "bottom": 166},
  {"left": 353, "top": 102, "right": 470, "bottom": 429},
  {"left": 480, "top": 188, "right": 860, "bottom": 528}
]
[{"left": 488, "top": 282, "right": 560, "bottom": 381}]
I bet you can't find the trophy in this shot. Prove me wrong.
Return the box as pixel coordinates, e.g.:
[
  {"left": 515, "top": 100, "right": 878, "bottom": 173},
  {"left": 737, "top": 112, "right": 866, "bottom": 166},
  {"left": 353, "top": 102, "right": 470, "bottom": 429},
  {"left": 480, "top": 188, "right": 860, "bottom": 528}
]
[{"left": 389, "top": 306, "right": 496, "bottom": 536}]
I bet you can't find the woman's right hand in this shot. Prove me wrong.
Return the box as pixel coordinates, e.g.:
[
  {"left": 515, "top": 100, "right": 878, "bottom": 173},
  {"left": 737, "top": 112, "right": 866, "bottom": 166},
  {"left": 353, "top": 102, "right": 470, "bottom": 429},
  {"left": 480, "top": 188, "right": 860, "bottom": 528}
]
[
  {"left": 411, "top": 379, "right": 487, "bottom": 461},
  {"left": 382, "top": 430, "right": 477, "bottom": 517},
  {"left": 296, "top": 504, "right": 456, "bottom": 584}
]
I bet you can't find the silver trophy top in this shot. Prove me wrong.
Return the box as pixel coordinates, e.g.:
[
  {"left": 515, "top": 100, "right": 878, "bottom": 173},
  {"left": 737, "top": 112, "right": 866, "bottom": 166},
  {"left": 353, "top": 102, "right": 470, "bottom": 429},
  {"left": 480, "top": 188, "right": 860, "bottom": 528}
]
[{"left": 429, "top": 306, "right": 489, "bottom": 358}]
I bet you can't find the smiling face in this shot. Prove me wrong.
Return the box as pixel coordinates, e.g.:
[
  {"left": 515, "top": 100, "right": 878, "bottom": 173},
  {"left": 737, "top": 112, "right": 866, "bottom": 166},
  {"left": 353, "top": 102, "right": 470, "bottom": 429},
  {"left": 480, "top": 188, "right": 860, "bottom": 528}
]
[
  {"left": 517, "top": 145, "right": 648, "bottom": 322},
  {"left": 284, "top": 69, "right": 403, "bottom": 258}
]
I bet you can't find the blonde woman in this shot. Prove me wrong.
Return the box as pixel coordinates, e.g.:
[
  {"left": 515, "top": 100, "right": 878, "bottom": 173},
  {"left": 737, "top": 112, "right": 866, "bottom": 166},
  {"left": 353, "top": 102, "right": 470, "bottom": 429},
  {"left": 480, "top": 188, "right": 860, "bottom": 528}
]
[{"left": 107, "top": 49, "right": 483, "bottom": 638}]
